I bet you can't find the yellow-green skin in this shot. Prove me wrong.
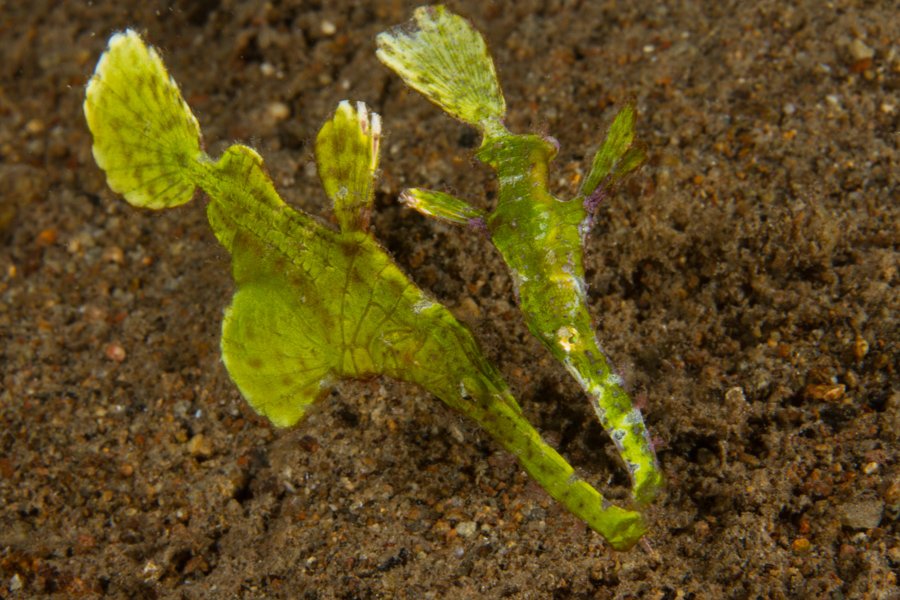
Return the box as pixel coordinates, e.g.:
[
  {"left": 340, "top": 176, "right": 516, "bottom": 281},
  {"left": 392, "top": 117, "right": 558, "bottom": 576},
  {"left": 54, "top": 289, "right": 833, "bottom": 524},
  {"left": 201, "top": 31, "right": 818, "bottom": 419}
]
[
  {"left": 377, "top": 6, "right": 663, "bottom": 506},
  {"left": 83, "top": 30, "right": 646, "bottom": 549},
  {"left": 480, "top": 128, "right": 661, "bottom": 506}
]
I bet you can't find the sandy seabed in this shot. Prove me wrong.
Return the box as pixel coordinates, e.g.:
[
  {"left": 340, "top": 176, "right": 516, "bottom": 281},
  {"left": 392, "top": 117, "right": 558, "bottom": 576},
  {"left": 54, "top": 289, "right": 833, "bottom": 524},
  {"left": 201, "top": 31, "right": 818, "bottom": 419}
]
[{"left": 1, "top": 1, "right": 897, "bottom": 598}]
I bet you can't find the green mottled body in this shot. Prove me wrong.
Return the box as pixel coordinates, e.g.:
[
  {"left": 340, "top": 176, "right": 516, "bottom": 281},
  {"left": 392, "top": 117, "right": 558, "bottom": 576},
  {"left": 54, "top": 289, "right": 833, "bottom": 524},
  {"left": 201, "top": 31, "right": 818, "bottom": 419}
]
[
  {"left": 203, "top": 151, "right": 504, "bottom": 418},
  {"left": 480, "top": 128, "right": 661, "bottom": 505},
  {"left": 192, "top": 139, "right": 647, "bottom": 548},
  {"left": 84, "top": 30, "right": 646, "bottom": 549},
  {"left": 195, "top": 149, "right": 647, "bottom": 548},
  {"left": 378, "top": 6, "right": 663, "bottom": 507}
]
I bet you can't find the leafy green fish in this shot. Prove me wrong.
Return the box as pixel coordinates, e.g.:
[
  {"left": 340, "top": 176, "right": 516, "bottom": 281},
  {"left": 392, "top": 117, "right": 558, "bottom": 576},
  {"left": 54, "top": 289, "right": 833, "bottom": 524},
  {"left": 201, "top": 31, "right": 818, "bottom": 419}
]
[
  {"left": 377, "top": 6, "right": 663, "bottom": 506},
  {"left": 83, "top": 30, "right": 647, "bottom": 548}
]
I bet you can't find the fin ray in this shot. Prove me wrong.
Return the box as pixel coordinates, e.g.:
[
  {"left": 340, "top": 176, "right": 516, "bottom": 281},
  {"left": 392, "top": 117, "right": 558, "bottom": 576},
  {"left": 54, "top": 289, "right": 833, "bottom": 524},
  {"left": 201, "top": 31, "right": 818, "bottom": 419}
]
[
  {"left": 377, "top": 6, "right": 505, "bottom": 127},
  {"left": 84, "top": 30, "right": 202, "bottom": 209}
]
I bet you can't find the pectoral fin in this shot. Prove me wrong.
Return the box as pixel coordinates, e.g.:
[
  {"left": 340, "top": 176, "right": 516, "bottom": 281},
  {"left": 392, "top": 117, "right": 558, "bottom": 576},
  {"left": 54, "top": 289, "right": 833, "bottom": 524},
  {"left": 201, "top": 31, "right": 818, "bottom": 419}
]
[{"left": 400, "top": 188, "right": 485, "bottom": 226}]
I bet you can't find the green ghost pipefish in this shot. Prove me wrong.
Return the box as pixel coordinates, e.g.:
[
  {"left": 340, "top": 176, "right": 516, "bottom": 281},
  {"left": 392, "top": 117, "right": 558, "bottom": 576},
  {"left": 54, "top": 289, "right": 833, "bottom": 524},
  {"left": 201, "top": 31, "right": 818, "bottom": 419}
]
[
  {"left": 377, "top": 6, "right": 663, "bottom": 506},
  {"left": 83, "top": 30, "right": 647, "bottom": 549}
]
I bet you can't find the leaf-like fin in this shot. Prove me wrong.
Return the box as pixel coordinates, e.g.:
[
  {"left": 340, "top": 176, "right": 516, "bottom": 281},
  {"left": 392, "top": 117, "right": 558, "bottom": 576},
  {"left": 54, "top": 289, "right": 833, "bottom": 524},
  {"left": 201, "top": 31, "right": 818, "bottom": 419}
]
[
  {"left": 84, "top": 30, "right": 202, "bottom": 209},
  {"left": 220, "top": 232, "right": 334, "bottom": 428},
  {"left": 613, "top": 146, "right": 646, "bottom": 181},
  {"left": 579, "top": 105, "right": 643, "bottom": 201},
  {"left": 315, "top": 101, "right": 381, "bottom": 233},
  {"left": 400, "top": 188, "right": 486, "bottom": 226},
  {"left": 376, "top": 5, "right": 505, "bottom": 127}
]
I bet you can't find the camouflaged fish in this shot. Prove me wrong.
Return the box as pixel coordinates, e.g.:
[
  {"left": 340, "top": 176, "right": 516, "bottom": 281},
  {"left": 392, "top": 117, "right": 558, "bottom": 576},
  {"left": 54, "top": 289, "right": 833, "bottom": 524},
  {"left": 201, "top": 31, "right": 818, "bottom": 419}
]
[
  {"left": 377, "top": 6, "right": 663, "bottom": 506},
  {"left": 83, "top": 29, "right": 648, "bottom": 549}
]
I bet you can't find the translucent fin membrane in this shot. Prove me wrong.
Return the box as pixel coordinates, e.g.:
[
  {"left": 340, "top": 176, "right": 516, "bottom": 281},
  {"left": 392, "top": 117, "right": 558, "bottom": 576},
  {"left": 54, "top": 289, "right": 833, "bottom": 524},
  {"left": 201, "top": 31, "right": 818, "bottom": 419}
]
[
  {"left": 84, "top": 30, "right": 202, "bottom": 209},
  {"left": 376, "top": 6, "right": 505, "bottom": 127}
]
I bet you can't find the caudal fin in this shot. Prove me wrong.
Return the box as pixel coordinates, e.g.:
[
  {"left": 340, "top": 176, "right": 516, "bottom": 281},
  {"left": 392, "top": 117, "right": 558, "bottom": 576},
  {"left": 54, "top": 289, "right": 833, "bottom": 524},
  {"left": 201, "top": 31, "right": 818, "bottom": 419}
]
[
  {"left": 376, "top": 6, "right": 506, "bottom": 128},
  {"left": 84, "top": 30, "right": 202, "bottom": 209}
]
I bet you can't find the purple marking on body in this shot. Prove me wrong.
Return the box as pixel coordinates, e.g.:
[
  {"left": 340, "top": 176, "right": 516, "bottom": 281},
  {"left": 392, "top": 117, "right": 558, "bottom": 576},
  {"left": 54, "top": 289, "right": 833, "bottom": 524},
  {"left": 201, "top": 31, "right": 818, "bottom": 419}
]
[
  {"left": 467, "top": 216, "right": 489, "bottom": 238},
  {"left": 580, "top": 179, "right": 611, "bottom": 235},
  {"left": 545, "top": 135, "right": 560, "bottom": 154},
  {"left": 583, "top": 178, "right": 611, "bottom": 216}
]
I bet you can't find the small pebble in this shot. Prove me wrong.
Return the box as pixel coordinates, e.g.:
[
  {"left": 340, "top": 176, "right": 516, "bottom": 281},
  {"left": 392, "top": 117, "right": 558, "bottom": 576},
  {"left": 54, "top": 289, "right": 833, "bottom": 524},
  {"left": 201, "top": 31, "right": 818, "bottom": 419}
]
[
  {"left": 266, "top": 101, "right": 290, "bottom": 123},
  {"left": 455, "top": 296, "right": 481, "bottom": 321},
  {"left": 104, "top": 343, "right": 126, "bottom": 362},
  {"left": 36, "top": 228, "right": 58, "bottom": 246},
  {"left": 321, "top": 20, "right": 337, "bottom": 36},
  {"left": 803, "top": 383, "right": 845, "bottom": 402},
  {"left": 142, "top": 560, "right": 161, "bottom": 582},
  {"left": 83, "top": 305, "right": 106, "bottom": 322},
  {"left": 848, "top": 38, "right": 874, "bottom": 61},
  {"left": 693, "top": 520, "right": 710, "bottom": 538},
  {"left": 456, "top": 521, "right": 477, "bottom": 537},
  {"left": 187, "top": 434, "right": 214, "bottom": 458},
  {"left": 791, "top": 537, "right": 812, "bottom": 554},
  {"left": 883, "top": 478, "right": 900, "bottom": 507},
  {"left": 102, "top": 246, "right": 125, "bottom": 264},
  {"left": 840, "top": 499, "right": 884, "bottom": 529},
  {"left": 838, "top": 543, "right": 856, "bottom": 561},
  {"left": 25, "top": 119, "right": 45, "bottom": 135}
]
